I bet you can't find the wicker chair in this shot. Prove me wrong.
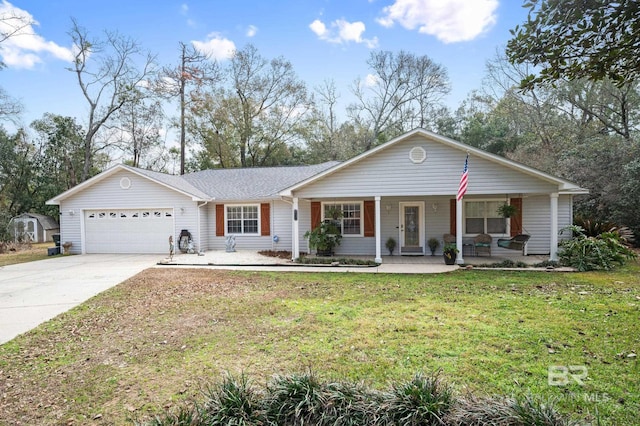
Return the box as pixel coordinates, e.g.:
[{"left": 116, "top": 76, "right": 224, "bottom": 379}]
[
  {"left": 474, "top": 233, "right": 492, "bottom": 256},
  {"left": 443, "top": 233, "right": 456, "bottom": 246}
]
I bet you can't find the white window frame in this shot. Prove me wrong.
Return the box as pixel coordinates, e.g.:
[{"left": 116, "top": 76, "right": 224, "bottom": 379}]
[
  {"left": 463, "top": 199, "right": 510, "bottom": 236},
  {"left": 321, "top": 201, "right": 363, "bottom": 237},
  {"left": 225, "top": 204, "right": 260, "bottom": 236}
]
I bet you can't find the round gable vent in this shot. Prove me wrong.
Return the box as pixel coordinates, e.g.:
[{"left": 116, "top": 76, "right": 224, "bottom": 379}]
[
  {"left": 409, "top": 146, "right": 427, "bottom": 164},
  {"left": 120, "top": 177, "right": 131, "bottom": 189}
]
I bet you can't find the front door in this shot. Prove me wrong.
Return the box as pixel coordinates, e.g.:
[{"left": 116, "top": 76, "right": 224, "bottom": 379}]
[{"left": 399, "top": 202, "right": 424, "bottom": 255}]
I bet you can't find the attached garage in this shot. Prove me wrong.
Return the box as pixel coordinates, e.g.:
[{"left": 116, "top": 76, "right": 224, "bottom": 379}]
[{"left": 84, "top": 208, "right": 174, "bottom": 254}]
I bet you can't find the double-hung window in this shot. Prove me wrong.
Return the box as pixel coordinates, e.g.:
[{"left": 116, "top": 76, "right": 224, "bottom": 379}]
[
  {"left": 323, "top": 202, "right": 362, "bottom": 236},
  {"left": 464, "top": 200, "right": 507, "bottom": 235},
  {"left": 226, "top": 205, "right": 259, "bottom": 235}
]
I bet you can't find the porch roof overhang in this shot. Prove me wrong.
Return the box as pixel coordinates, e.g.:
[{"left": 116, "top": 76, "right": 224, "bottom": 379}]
[{"left": 279, "top": 128, "right": 588, "bottom": 198}]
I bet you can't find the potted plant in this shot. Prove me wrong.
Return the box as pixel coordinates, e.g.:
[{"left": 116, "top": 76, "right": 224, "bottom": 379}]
[
  {"left": 427, "top": 237, "right": 439, "bottom": 256},
  {"left": 385, "top": 237, "right": 397, "bottom": 255},
  {"left": 497, "top": 203, "right": 518, "bottom": 218},
  {"left": 443, "top": 243, "right": 459, "bottom": 265},
  {"left": 304, "top": 221, "right": 342, "bottom": 256}
]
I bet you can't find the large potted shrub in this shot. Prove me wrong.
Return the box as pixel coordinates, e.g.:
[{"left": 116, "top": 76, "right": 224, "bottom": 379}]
[
  {"left": 442, "top": 244, "right": 458, "bottom": 265},
  {"left": 304, "top": 221, "right": 342, "bottom": 256}
]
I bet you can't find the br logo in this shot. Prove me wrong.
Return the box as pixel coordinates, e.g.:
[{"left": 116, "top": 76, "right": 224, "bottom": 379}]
[{"left": 548, "top": 365, "right": 587, "bottom": 386}]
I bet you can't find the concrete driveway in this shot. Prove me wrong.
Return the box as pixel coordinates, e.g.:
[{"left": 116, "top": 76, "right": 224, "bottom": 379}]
[{"left": 0, "top": 254, "right": 159, "bottom": 345}]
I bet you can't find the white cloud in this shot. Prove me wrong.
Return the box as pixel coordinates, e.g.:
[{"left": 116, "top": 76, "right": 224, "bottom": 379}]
[
  {"left": 377, "top": 0, "right": 498, "bottom": 43},
  {"left": 191, "top": 33, "right": 236, "bottom": 60},
  {"left": 180, "top": 3, "right": 188, "bottom": 15},
  {"left": 309, "top": 18, "right": 378, "bottom": 48},
  {"left": 365, "top": 73, "right": 378, "bottom": 87},
  {"left": 309, "top": 19, "right": 327, "bottom": 38},
  {"left": 246, "top": 24, "right": 258, "bottom": 38},
  {"left": 0, "top": 1, "right": 74, "bottom": 68}
]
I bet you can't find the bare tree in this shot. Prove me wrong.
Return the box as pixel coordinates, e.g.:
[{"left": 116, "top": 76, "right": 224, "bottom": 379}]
[
  {"left": 190, "top": 44, "right": 311, "bottom": 168},
  {"left": 68, "top": 18, "right": 155, "bottom": 181},
  {"left": 156, "top": 42, "right": 219, "bottom": 174},
  {"left": 0, "top": 5, "right": 34, "bottom": 45},
  {"left": 348, "top": 50, "right": 450, "bottom": 151},
  {"left": 112, "top": 87, "right": 165, "bottom": 168},
  {"left": 0, "top": 5, "right": 31, "bottom": 121}
]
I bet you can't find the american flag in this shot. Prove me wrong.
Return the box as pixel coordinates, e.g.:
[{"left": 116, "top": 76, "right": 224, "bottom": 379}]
[{"left": 456, "top": 154, "right": 469, "bottom": 202}]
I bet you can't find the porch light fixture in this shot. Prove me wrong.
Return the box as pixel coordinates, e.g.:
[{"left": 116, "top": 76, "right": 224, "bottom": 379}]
[
  {"left": 180, "top": 207, "right": 186, "bottom": 214},
  {"left": 68, "top": 210, "right": 75, "bottom": 216},
  {"left": 432, "top": 203, "right": 438, "bottom": 212},
  {"left": 385, "top": 204, "right": 392, "bottom": 213}
]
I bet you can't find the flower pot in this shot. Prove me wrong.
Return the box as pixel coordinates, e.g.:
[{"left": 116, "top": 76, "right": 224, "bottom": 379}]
[{"left": 443, "top": 253, "right": 456, "bottom": 265}]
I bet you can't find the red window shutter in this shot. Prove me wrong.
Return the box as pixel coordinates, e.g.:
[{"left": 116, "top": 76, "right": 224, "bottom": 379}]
[
  {"left": 449, "top": 199, "right": 456, "bottom": 235},
  {"left": 260, "top": 203, "right": 270, "bottom": 236},
  {"left": 510, "top": 198, "right": 523, "bottom": 236},
  {"left": 364, "top": 200, "right": 375, "bottom": 237},
  {"left": 216, "top": 204, "right": 225, "bottom": 236},
  {"left": 311, "top": 202, "right": 321, "bottom": 229}
]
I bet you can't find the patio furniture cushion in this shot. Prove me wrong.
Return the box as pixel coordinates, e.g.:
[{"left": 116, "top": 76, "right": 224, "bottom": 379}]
[
  {"left": 497, "top": 234, "right": 531, "bottom": 254},
  {"left": 474, "top": 233, "right": 492, "bottom": 256}
]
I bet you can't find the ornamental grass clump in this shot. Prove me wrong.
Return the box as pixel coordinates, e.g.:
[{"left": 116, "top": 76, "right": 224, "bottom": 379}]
[
  {"left": 383, "top": 372, "right": 454, "bottom": 426},
  {"left": 444, "top": 395, "right": 575, "bottom": 426},
  {"left": 263, "top": 372, "right": 327, "bottom": 425},
  {"left": 202, "top": 374, "right": 264, "bottom": 425},
  {"left": 138, "top": 373, "right": 575, "bottom": 426}
]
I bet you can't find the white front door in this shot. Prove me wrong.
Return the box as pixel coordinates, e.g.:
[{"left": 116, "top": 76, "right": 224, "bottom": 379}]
[{"left": 399, "top": 202, "right": 424, "bottom": 255}]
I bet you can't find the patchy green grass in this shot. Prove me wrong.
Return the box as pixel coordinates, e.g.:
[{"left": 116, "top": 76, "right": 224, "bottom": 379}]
[
  {"left": 0, "top": 242, "right": 58, "bottom": 266},
  {"left": 0, "top": 263, "right": 638, "bottom": 425}
]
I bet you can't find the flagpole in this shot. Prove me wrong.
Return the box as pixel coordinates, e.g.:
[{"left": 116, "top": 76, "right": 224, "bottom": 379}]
[{"left": 456, "top": 154, "right": 469, "bottom": 265}]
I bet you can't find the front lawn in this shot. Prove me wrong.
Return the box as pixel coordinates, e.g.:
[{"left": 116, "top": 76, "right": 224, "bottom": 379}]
[
  {"left": 0, "top": 242, "right": 57, "bottom": 266},
  {"left": 0, "top": 264, "right": 638, "bottom": 425}
]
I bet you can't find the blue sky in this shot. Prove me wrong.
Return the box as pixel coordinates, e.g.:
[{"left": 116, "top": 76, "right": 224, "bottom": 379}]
[{"left": 0, "top": 0, "right": 529, "bottom": 133}]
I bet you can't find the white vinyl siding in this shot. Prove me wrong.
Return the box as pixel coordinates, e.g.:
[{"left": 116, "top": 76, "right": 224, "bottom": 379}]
[
  {"left": 207, "top": 200, "right": 286, "bottom": 251},
  {"left": 293, "top": 135, "right": 558, "bottom": 198},
  {"left": 59, "top": 170, "right": 198, "bottom": 254}
]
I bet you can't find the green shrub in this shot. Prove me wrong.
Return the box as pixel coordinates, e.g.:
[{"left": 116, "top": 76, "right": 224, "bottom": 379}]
[
  {"left": 383, "top": 372, "right": 453, "bottom": 425},
  {"left": 264, "top": 372, "right": 326, "bottom": 425},
  {"left": 202, "top": 374, "right": 264, "bottom": 425},
  {"left": 558, "top": 225, "right": 637, "bottom": 271},
  {"left": 322, "top": 381, "right": 383, "bottom": 425},
  {"left": 574, "top": 216, "right": 635, "bottom": 243},
  {"left": 445, "top": 395, "right": 574, "bottom": 426},
  {"left": 139, "top": 373, "right": 575, "bottom": 426}
]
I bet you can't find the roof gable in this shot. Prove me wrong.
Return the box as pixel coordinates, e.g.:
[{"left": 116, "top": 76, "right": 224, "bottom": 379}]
[
  {"left": 46, "top": 164, "right": 211, "bottom": 205},
  {"left": 281, "top": 129, "right": 587, "bottom": 196}
]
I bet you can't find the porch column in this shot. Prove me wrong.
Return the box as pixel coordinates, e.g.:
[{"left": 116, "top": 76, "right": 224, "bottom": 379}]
[
  {"left": 292, "top": 197, "right": 300, "bottom": 260},
  {"left": 455, "top": 198, "right": 464, "bottom": 264},
  {"left": 550, "top": 193, "right": 559, "bottom": 261},
  {"left": 375, "top": 196, "right": 382, "bottom": 263}
]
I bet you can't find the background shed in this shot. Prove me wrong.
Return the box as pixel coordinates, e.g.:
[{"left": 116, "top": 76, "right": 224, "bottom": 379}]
[{"left": 10, "top": 213, "right": 60, "bottom": 243}]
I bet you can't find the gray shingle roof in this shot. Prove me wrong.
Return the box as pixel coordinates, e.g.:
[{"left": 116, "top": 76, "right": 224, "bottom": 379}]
[
  {"left": 15, "top": 213, "right": 59, "bottom": 230},
  {"left": 182, "top": 162, "right": 339, "bottom": 200}
]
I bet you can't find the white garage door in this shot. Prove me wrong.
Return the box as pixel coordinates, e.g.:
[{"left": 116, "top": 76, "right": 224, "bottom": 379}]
[{"left": 84, "top": 209, "right": 174, "bottom": 253}]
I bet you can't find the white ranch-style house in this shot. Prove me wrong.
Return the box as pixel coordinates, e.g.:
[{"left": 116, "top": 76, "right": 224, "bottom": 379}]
[{"left": 47, "top": 129, "right": 588, "bottom": 263}]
